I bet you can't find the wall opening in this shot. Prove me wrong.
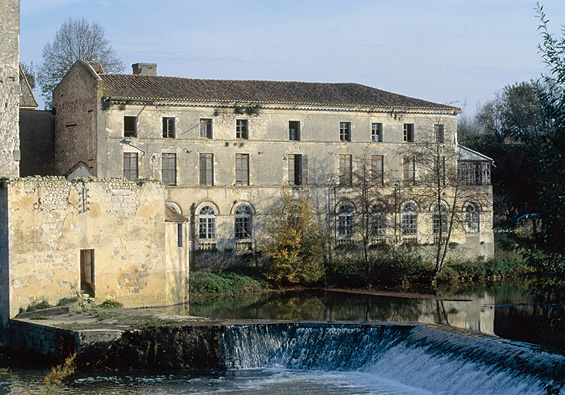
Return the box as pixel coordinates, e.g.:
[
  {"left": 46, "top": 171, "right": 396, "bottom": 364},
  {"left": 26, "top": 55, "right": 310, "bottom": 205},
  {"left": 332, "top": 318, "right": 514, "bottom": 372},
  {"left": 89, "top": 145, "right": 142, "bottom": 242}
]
[{"left": 80, "top": 249, "right": 95, "bottom": 296}]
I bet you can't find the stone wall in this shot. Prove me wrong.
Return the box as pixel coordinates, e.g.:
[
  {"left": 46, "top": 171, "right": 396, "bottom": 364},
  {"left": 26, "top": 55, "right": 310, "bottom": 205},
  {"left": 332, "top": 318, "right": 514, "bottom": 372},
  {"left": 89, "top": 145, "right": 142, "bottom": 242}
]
[
  {"left": 53, "top": 61, "right": 100, "bottom": 177},
  {"left": 0, "top": 177, "right": 189, "bottom": 322},
  {"left": 0, "top": 0, "right": 20, "bottom": 177},
  {"left": 19, "top": 109, "right": 56, "bottom": 176}
]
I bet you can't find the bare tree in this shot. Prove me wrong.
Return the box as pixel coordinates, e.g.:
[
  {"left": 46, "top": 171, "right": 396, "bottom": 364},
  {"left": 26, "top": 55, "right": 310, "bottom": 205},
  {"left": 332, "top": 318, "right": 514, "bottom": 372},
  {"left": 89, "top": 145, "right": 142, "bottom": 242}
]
[
  {"left": 348, "top": 154, "right": 390, "bottom": 272},
  {"left": 38, "top": 17, "right": 124, "bottom": 107},
  {"left": 408, "top": 120, "right": 490, "bottom": 281}
]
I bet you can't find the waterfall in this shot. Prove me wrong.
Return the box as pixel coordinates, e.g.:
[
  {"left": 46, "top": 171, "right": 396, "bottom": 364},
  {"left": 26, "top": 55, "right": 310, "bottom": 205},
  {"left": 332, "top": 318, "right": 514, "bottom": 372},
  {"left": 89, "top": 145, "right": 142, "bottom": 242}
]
[{"left": 222, "top": 322, "right": 565, "bottom": 394}]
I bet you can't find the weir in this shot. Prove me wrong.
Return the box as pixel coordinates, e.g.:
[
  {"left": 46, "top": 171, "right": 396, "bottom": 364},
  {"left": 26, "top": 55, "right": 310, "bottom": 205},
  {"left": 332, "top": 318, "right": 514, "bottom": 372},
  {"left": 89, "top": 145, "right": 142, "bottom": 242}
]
[
  {"left": 222, "top": 323, "right": 565, "bottom": 394},
  {"left": 7, "top": 318, "right": 565, "bottom": 394}
]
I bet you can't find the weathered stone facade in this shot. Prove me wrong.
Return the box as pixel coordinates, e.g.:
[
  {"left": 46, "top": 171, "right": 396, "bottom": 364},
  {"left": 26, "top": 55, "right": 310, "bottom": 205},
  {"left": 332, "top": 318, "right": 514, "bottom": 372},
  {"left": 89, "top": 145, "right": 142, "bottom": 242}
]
[
  {"left": 0, "top": 0, "right": 20, "bottom": 177},
  {"left": 52, "top": 61, "right": 494, "bottom": 260},
  {"left": 0, "top": 177, "right": 189, "bottom": 322}
]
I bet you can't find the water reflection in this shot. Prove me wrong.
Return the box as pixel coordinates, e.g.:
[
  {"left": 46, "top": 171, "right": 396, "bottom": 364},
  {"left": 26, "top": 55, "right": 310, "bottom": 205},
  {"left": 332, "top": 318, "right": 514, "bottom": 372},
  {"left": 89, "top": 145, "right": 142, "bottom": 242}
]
[
  {"left": 161, "top": 289, "right": 495, "bottom": 336},
  {"left": 153, "top": 281, "right": 565, "bottom": 348}
]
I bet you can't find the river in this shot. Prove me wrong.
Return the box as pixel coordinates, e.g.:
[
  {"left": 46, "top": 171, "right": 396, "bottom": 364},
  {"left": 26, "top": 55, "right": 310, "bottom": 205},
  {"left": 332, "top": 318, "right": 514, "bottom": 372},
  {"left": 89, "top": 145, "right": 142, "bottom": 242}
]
[{"left": 1, "top": 280, "right": 563, "bottom": 394}]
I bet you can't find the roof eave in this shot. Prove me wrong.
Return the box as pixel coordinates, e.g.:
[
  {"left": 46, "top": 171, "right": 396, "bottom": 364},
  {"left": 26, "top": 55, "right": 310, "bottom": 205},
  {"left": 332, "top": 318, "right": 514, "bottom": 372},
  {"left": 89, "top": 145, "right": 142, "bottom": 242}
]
[{"left": 101, "top": 95, "right": 460, "bottom": 114}]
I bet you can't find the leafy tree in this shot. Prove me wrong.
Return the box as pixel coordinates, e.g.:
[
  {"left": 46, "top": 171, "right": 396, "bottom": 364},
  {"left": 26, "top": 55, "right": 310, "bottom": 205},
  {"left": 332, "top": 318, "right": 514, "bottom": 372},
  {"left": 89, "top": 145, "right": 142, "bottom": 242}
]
[
  {"left": 465, "top": 81, "right": 550, "bottom": 223},
  {"left": 477, "top": 81, "right": 546, "bottom": 143},
  {"left": 512, "top": 3, "right": 565, "bottom": 353},
  {"left": 37, "top": 17, "right": 124, "bottom": 107},
  {"left": 533, "top": 3, "right": 565, "bottom": 252},
  {"left": 261, "top": 186, "right": 327, "bottom": 285}
]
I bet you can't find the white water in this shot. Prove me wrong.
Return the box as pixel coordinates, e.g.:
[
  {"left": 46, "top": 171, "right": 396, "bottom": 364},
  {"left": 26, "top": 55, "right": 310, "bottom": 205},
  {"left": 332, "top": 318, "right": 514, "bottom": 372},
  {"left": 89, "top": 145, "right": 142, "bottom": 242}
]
[
  {"left": 222, "top": 323, "right": 564, "bottom": 394},
  {"left": 1, "top": 323, "right": 562, "bottom": 394}
]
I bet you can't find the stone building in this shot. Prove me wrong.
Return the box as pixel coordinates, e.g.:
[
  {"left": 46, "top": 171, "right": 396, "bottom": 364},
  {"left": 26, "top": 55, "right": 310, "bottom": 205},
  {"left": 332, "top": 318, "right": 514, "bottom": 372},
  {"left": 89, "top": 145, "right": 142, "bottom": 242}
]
[
  {"left": 52, "top": 60, "right": 494, "bottom": 259},
  {"left": 0, "top": 0, "right": 21, "bottom": 178},
  {"left": 0, "top": 177, "right": 189, "bottom": 322}
]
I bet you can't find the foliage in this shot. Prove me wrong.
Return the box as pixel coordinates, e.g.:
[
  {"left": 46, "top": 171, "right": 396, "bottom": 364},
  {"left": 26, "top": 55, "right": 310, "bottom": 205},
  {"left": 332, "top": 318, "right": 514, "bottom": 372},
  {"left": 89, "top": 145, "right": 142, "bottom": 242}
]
[
  {"left": 25, "top": 300, "right": 51, "bottom": 313},
  {"left": 57, "top": 297, "right": 78, "bottom": 306},
  {"left": 189, "top": 269, "right": 268, "bottom": 295},
  {"left": 99, "top": 299, "right": 123, "bottom": 309},
  {"left": 38, "top": 17, "right": 124, "bottom": 107},
  {"left": 39, "top": 352, "right": 76, "bottom": 395},
  {"left": 20, "top": 61, "right": 36, "bottom": 90},
  {"left": 260, "top": 186, "right": 328, "bottom": 285},
  {"left": 476, "top": 81, "right": 546, "bottom": 143},
  {"left": 519, "top": 7, "right": 565, "bottom": 352},
  {"left": 326, "top": 239, "right": 527, "bottom": 288},
  {"left": 326, "top": 245, "right": 433, "bottom": 288},
  {"left": 233, "top": 104, "right": 261, "bottom": 116}
]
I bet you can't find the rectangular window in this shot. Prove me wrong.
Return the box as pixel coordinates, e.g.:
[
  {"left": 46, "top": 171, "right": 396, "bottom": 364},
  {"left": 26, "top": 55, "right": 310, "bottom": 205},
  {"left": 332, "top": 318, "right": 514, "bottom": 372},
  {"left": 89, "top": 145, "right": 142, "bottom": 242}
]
[
  {"left": 340, "top": 122, "right": 351, "bottom": 142},
  {"left": 123, "top": 153, "right": 138, "bottom": 180},
  {"left": 403, "top": 156, "right": 415, "bottom": 186},
  {"left": 124, "top": 116, "right": 137, "bottom": 137},
  {"left": 162, "top": 153, "right": 177, "bottom": 186},
  {"left": 236, "top": 153, "right": 250, "bottom": 186},
  {"left": 177, "top": 223, "right": 183, "bottom": 247},
  {"left": 289, "top": 121, "right": 300, "bottom": 141},
  {"left": 288, "top": 154, "right": 308, "bottom": 185},
  {"left": 371, "top": 123, "right": 383, "bottom": 142},
  {"left": 200, "top": 118, "right": 213, "bottom": 138},
  {"left": 163, "top": 117, "right": 175, "bottom": 138},
  {"left": 339, "top": 154, "right": 352, "bottom": 185},
  {"left": 199, "top": 153, "right": 214, "bottom": 186},
  {"left": 434, "top": 124, "right": 445, "bottom": 143},
  {"left": 236, "top": 119, "right": 248, "bottom": 139},
  {"left": 403, "top": 123, "right": 414, "bottom": 142},
  {"left": 371, "top": 155, "right": 384, "bottom": 185}
]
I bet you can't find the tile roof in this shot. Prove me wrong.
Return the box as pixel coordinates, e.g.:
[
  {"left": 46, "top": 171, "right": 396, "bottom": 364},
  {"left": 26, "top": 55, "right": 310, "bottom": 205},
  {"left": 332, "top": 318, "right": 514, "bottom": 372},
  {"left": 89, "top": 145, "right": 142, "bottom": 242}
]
[
  {"left": 100, "top": 74, "right": 459, "bottom": 112},
  {"left": 19, "top": 64, "right": 38, "bottom": 109},
  {"left": 165, "top": 203, "right": 188, "bottom": 223}
]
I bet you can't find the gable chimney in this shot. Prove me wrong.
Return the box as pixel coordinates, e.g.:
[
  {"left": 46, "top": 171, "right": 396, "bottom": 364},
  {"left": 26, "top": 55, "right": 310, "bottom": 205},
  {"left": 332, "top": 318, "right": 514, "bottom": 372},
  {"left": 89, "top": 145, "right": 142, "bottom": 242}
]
[{"left": 132, "top": 63, "right": 157, "bottom": 76}]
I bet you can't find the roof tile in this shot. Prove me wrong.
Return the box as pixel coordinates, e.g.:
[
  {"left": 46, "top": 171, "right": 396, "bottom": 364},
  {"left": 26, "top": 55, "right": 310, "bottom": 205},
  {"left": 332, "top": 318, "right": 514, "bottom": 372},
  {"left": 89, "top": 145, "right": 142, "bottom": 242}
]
[{"left": 100, "top": 74, "right": 458, "bottom": 111}]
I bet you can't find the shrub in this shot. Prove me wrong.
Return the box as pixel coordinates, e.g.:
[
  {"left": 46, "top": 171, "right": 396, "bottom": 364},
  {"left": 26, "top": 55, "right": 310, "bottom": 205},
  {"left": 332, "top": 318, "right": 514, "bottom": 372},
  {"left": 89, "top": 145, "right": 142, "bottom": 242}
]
[
  {"left": 190, "top": 269, "right": 269, "bottom": 295},
  {"left": 25, "top": 300, "right": 51, "bottom": 312},
  {"left": 99, "top": 299, "right": 123, "bottom": 309}
]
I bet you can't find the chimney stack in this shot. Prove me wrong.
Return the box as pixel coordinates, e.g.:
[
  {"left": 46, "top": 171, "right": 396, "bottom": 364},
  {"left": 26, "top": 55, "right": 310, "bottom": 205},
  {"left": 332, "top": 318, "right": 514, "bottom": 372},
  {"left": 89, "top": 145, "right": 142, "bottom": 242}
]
[{"left": 132, "top": 63, "right": 157, "bottom": 76}]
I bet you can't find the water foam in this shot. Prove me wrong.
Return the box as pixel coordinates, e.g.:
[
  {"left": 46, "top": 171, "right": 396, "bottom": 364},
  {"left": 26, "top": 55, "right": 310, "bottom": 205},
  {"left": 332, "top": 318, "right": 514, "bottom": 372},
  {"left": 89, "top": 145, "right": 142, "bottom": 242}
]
[{"left": 222, "top": 323, "right": 565, "bottom": 394}]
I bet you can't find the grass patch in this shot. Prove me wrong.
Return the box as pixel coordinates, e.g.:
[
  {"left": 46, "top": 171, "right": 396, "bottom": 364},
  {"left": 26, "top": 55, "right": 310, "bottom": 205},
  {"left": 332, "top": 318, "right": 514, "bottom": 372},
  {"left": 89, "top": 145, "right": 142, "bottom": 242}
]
[
  {"left": 57, "top": 297, "right": 78, "bottom": 306},
  {"left": 24, "top": 300, "right": 51, "bottom": 313},
  {"left": 190, "top": 269, "right": 270, "bottom": 295},
  {"left": 99, "top": 299, "right": 123, "bottom": 309}
]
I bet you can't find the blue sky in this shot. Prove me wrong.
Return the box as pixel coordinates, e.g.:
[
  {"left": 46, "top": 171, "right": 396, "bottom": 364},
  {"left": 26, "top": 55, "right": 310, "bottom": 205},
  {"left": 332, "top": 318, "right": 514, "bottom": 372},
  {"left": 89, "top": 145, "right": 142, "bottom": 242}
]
[{"left": 20, "top": 0, "right": 565, "bottom": 116}]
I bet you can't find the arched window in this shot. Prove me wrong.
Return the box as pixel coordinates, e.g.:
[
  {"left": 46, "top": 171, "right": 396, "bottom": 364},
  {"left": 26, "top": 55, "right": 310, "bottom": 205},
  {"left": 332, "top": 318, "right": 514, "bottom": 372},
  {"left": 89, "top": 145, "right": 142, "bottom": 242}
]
[
  {"left": 235, "top": 204, "right": 253, "bottom": 239},
  {"left": 465, "top": 203, "right": 480, "bottom": 233},
  {"left": 198, "top": 205, "right": 216, "bottom": 240},
  {"left": 402, "top": 203, "right": 418, "bottom": 235},
  {"left": 433, "top": 204, "right": 448, "bottom": 235},
  {"left": 338, "top": 203, "right": 354, "bottom": 237},
  {"left": 372, "top": 203, "right": 386, "bottom": 236}
]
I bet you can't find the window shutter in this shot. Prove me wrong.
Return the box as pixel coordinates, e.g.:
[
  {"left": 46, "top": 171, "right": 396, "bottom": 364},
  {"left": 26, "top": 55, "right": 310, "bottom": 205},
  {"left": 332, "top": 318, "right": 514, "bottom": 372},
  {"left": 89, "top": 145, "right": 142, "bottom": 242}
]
[
  {"left": 302, "top": 155, "right": 308, "bottom": 185},
  {"left": 288, "top": 154, "right": 295, "bottom": 185},
  {"left": 200, "top": 154, "right": 207, "bottom": 185}
]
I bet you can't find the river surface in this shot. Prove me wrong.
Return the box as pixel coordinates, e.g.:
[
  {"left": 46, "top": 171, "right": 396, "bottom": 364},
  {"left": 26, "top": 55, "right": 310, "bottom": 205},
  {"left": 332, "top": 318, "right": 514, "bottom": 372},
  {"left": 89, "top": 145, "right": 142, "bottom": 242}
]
[
  {"left": 182, "top": 280, "right": 554, "bottom": 347},
  {"left": 1, "top": 280, "right": 563, "bottom": 394}
]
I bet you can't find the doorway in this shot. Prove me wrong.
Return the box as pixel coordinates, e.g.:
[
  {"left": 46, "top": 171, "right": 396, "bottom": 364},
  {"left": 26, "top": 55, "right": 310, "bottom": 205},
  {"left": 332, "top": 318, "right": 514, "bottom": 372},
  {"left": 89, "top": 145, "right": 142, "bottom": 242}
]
[{"left": 80, "top": 249, "right": 95, "bottom": 296}]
